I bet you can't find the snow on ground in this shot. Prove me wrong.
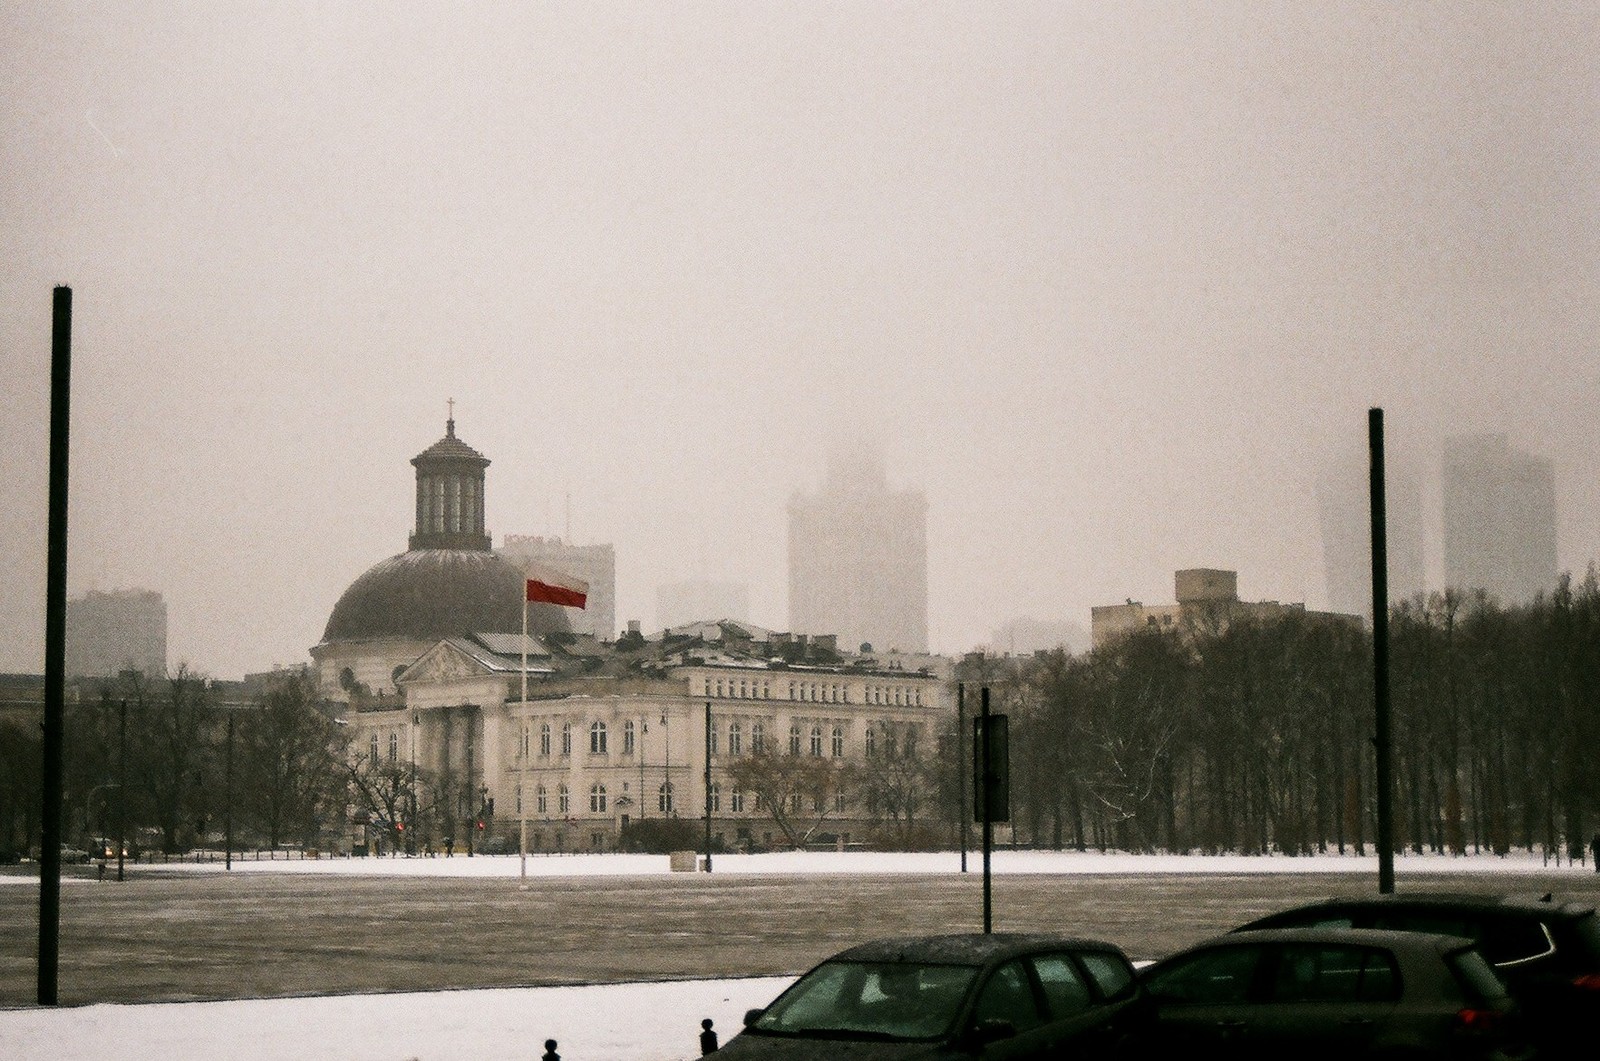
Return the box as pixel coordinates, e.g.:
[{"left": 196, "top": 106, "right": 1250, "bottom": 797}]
[
  {"left": 0, "top": 976, "right": 794, "bottom": 1061},
  {"left": 42, "top": 845, "right": 1592, "bottom": 879},
  {"left": 3, "top": 848, "right": 1593, "bottom": 1059}
]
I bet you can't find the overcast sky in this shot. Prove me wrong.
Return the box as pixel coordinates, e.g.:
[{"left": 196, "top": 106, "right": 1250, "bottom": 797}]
[{"left": 3, "top": 2, "right": 1597, "bottom": 679}]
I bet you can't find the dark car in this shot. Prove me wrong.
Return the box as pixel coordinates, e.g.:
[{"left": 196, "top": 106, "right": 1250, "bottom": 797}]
[
  {"left": 1234, "top": 892, "right": 1600, "bottom": 1052},
  {"left": 715, "top": 932, "right": 1144, "bottom": 1059},
  {"left": 1133, "top": 927, "right": 1532, "bottom": 1060}
]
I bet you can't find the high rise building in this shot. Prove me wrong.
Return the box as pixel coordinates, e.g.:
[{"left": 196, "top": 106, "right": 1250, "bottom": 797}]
[
  {"left": 499, "top": 535, "right": 617, "bottom": 641},
  {"left": 65, "top": 588, "right": 167, "bottom": 678},
  {"left": 1442, "top": 434, "right": 1558, "bottom": 607},
  {"left": 788, "top": 447, "right": 928, "bottom": 653},
  {"left": 1316, "top": 451, "right": 1425, "bottom": 620},
  {"left": 656, "top": 579, "right": 750, "bottom": 629}
]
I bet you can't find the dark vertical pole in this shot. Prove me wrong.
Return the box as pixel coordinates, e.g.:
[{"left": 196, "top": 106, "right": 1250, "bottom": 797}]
[
  {"left": 116, "top": 698, "right": 127, "bottom": 882},
  {"left": 1370, "top": 408, "right": 1395, "bottom": 894},
  {"left": 39, "top": 285, "right": 71, "bottom": 1006},
  {"left": 957, "top": 683, "right": 968, "bottom": 873},
  {"left": 703, "top": 701, "right": 713, "bottom": 873},
  {"left": 981, "top": 686, "right": 993, "bottom": 934},
  {"left": 224, "top": 712, "right": 235, "bottom": 871}
]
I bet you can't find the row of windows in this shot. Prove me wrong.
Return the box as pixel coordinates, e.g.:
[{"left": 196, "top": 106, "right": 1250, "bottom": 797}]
[
  {"left": 517, "top": 720, "right": 919, "bottom": 759},
  {"left": 701, "top": 676, "right": 926, "bottom": 707},
  {"left": 511, "top": 781, "right": 869, "bottom": 817}
]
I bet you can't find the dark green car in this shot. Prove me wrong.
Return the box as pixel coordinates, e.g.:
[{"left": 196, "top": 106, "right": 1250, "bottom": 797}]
[{"left": 716, "top": 933, "right": 1144, "bottom": 1059}]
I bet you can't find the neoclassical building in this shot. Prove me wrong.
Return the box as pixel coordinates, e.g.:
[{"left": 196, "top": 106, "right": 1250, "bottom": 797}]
[{"left": 389, "top": 621, "right": 950, "bottom": 852}]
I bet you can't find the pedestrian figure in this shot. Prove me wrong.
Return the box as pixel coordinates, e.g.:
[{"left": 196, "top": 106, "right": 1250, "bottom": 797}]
[
  {"left": 445, "top": 837, "right": 454, "bottom": 857},
  {"left": 700, "top": 1017, "right": 718, "bottom": 1054},
  {"left": 541, "top": 1039, "right": 560, "bottom": 1061},
  {"left": 1590, "top": 832, "right": 1599, "bottom": 872}
]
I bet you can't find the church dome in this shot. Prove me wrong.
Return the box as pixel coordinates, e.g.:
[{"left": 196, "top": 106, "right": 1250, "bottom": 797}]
[{"left": 321, "top": 549, "right": 571, "bottom": 643}]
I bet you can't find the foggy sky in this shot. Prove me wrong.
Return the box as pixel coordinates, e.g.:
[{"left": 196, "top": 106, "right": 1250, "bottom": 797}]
[{"left": 3, "top": 2, "right": 1597, "bottom": 679}]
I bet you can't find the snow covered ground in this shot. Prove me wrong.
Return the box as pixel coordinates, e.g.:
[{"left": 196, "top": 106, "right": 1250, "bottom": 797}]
[
  {"left": 3, "top": 848, "right": 1592, "bottom": 1060},
  {"left": 47, "top": 844, "right": 1591, "bottom": 879}
]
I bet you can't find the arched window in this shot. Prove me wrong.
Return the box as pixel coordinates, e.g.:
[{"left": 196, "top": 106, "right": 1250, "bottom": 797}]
[
  {"left": 750, "top": 722, "right": 765, "bottom": 754},
  {"left": 707, "top": 783, "right": 720, "bottom": 813},
  {"left": 727, "top": 721, "right": 742, "bottom": 755},
  {"left": 834, "top": 792, "right": 846, "bottom": 813},
  {"left": 536, "top": 785, "right": 548, "bottom": 814},
  {"left": 539, "top": 723, "right": 551, "bottom": 757},
  {"left": 558, "top": 783, "right": 570, "bottom": 814},
  {"left": 623, "top": 719, "right": 636, "bottom": 754},
  {"left": 561, "top": 721, "right": 572, "bottom": 756},
  {"left": 368, "top": 734, "right": 379, "bottom": 763},
  {"left": 387, "top": 732, "right": 398, "bottom": 762},
  {"left": 709, "top": 725, "right": 719, "bottom": 755},
  {"left": 865, "top": 727, "right": 877, "bottom": 758},
  {"left": 904, "top": 727, "right": 918, "bottom": 760},
  {"left": 730, "top": 789, "right": 745, "bottom": 813},
  {"left": 716, "top": 679, "right": 724, "bottom": 698},
  {"left": 788, "top": 725, "right": 802, "bottom": 755},
  {"left": 519, "top": 724, "right": 530, "bottom": 759},
  {"left": 590, "top": 721, "right": 607, "bottom": 755},
  {"left": 739, "top": 680, "right": 747, "bottom": 698},
  {"left": 515, "top": 784, "right": 523, "bottom": 815},
  {"left": 831, "top": 726, "right": 845, "bottom": 758},
  {"left": 809, "top": 726, "right": 823, "bottom": 757},
  {"left": 658, "top": 782, "right": 674, "bottom": 814},
  {"left": 589, "top": 784, "right": 607, "bottom": 813},
  {"left": 884, "top": 730, "right": 898, "bottom": 758}
]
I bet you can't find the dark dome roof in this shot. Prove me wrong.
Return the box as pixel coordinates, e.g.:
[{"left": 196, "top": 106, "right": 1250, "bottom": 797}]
[{"left": 322, "top": 549, "right": 571, "bottom": 643}]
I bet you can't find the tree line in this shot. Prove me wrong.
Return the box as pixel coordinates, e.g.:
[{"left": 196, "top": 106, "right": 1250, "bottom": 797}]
[{"left": 948, "top": 570, "right": 1600, "bottom": 860}]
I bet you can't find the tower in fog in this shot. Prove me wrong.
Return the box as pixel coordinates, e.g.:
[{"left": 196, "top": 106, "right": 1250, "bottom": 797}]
[
  {"left": 1442, "top": 434, "right": 1558, "bottom": 607},
  {"left": 1316, "top": 452, "right": 1425, "bottom": 620},
  {"left": 788, "top": 445, "right": 927, "bottom": 653}
]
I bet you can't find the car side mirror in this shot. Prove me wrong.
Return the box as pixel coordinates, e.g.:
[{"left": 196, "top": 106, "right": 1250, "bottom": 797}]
[
  {"left": 962, "top": 1018, "right": 1017, "bottom": 1048},
  {"left": 743, "top": 1007, "right": 766, "bottom": 1028}
]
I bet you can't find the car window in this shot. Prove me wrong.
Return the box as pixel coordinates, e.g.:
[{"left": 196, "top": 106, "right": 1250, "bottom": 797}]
[
  {"left": 754, "top": 960, "right": 979, "bottom": 1040},
  {"left": 1144, "top": 945, "right": 1265, "bottom": 1005},
  {"left": 1555, "top": 912, "right": 1600, "bottom": 971},
  {"left": 1031, "top": 955, "right": 1092, "bottom": 1018},
  {"left": 972, "top": 960, "right": 1044, "bottom": 1033},
  {"left": 1270, "top": 944, "right": 1399, "bottom": 1003},
  {"left": 1079, "top": 950, "right": 1136, "bottom": 1000}
]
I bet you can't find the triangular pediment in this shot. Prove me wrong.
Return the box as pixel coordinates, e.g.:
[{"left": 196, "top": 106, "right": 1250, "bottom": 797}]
[{"left": 399, "top": 640, "right": 493, "bottom": 684}]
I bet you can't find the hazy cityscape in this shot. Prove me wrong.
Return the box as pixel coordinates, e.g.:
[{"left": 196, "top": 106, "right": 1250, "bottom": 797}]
[{"left": 4, "top": 5, "right": 1599, "bottom": 1059}]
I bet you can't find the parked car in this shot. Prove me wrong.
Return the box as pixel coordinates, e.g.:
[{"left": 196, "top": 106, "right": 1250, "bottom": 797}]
[
  {"left": 715, "top": 933, "right": 1144, "bottom": 1059},
  {"left": 1234, "top": 892, "right": 1600, "bottom": 1053},
  {"left": 1132, "top": 927, "right": 1532, "bottom": 1060}
]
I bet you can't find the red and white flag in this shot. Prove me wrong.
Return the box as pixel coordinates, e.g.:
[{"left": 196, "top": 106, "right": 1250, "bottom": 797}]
[{"left": 524, "top": 563, "right": 588, "bottom": 609}]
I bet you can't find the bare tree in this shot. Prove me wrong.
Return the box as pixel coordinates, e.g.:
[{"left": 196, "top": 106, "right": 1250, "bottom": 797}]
[{"left": 725, "top": 746, "right": 851, "bottom": 848}]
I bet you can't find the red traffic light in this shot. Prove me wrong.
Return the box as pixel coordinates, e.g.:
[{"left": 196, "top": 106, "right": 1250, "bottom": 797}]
[
  {"left": 476, "top": 820, "right": 485, "bottom": 830},
  {"left": 396, "top": 822, "right": 404, "bottom": 831}
]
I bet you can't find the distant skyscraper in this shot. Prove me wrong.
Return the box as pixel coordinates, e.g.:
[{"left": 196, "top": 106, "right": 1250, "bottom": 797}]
[
  {"left": 1316, "top": 451, "right": 1425, "bottom": 620},
  {"left": 1442, "top": 434, "right": 1558, "bottom": 607},
  {"left": 788, "top": 446, "right": 928, "bottom": 653},
  {"left": 656, "top": 580, "right": 751, "bottom": 629},
  {"left": 499, "top": 534, "right": 617, "bottom": 641},
  {"left": 65, "top": 588, "right": 167, "bottom": 678}
]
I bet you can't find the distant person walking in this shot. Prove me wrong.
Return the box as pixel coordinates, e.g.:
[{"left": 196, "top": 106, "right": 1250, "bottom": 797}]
[{"left": 1590, "top": 832, "right": 1599, "bottom": 872}]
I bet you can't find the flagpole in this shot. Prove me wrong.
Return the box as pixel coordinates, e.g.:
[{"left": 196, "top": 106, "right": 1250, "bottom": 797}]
[{"left": 520, "top": 592, "right": 528, "bottom": 883}]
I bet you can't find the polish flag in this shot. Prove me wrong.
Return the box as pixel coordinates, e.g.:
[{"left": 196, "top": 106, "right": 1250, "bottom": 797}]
[{"left": 524, "top": 564, "right": 588, "bottom": 609}]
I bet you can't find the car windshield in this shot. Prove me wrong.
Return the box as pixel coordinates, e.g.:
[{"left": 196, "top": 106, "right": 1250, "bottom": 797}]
[{"left": 752, "top": 959, "right": 981, "bottom": 1041}]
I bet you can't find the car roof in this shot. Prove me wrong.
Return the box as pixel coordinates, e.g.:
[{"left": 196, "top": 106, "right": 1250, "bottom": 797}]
[
  {"left": 1220, "top": 926, "right": 1476, "bottom": 954},
  {"left": 830, "top": 933, "right": 1125, "bottom": 965},
  {"left": 1250, "top": 892, "right": 1596, "bottom": 922}
]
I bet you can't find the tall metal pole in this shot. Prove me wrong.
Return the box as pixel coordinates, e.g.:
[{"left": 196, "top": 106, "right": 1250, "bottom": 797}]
[
  {"left": 39, "top": 285, "right": 71, "bottom": 1006},
  {"left": 116, "top": 698, "right": 127, "bottom": 882},
  {"left": 703, "top": 701, "right": 713, "bottom": 872},
  {"left": 980, "top": 686, "right": 993, "bottom": 934},
  {"left": 1370, "top": 408, "right": 1395, "bottom": 894},
  {"left": 957, "top": 683, "right": 968, "bottom": 873},
  {"left": 224, "top": 712, "right": 235, "bottom": 871}
]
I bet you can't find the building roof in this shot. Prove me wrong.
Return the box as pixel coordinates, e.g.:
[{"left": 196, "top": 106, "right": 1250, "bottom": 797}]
[{"left": 321, "top": 549, "right": 571, "bottom": 644}]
